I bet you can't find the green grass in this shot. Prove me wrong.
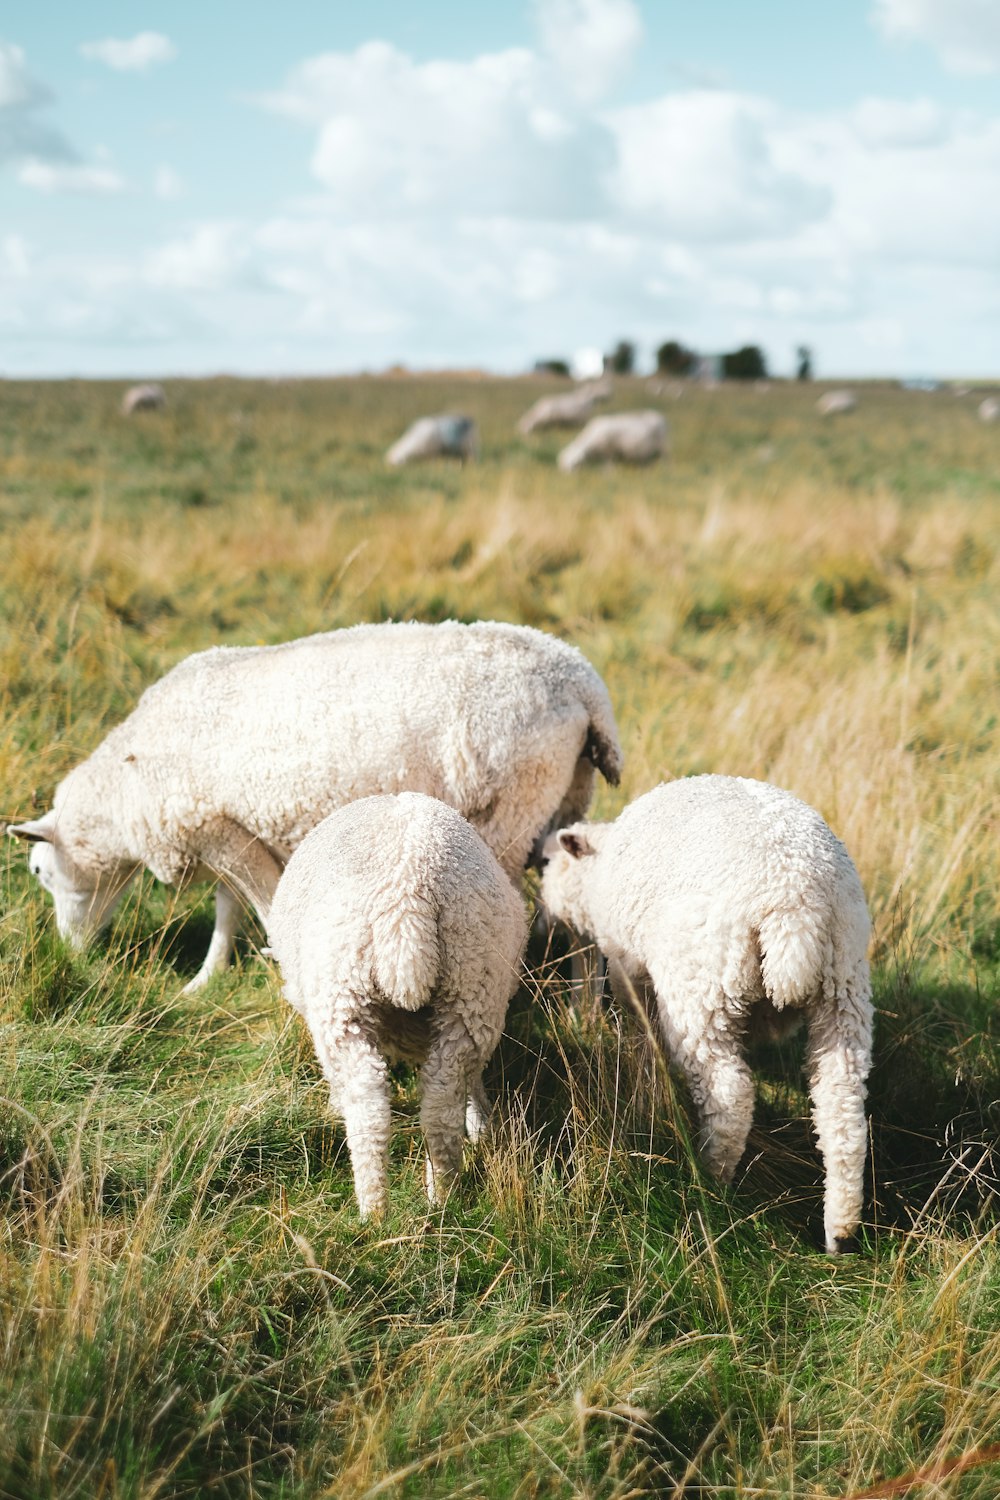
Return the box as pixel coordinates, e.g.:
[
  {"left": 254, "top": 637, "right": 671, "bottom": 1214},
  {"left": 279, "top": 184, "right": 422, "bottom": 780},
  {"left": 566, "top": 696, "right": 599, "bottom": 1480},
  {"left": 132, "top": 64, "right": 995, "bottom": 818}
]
[{"left": 2, "top": 374, "right": 1000, "bottom": 1497}]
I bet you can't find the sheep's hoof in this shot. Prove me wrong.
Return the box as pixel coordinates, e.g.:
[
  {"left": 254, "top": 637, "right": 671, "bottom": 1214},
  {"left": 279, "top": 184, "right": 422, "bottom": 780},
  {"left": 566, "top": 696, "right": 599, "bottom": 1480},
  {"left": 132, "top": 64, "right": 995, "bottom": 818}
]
[
  {"left": 181, "top": 971, "right": 211, "bottom": 995},
  {"left": 826, "top": 1235, "right": 857, "bottom": 1256}
]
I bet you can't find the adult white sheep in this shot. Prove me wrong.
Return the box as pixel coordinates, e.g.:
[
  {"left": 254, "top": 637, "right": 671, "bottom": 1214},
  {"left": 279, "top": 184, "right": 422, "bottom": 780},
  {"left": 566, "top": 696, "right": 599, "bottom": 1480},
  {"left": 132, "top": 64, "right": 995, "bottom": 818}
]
[
  {"left": 386, "top": 413, "right": 478, "bottom": 464},
  {"left": 517, "top": 379, "right": 612, "bottom": 436},
  {"left": 977, "top": 396, "right": 999, "bottom": 424},
  {"left": 122, "top": 383, "right": 166, "bottom": 415},
  {"left": 557, "top": 410, "right": 667, "bottom": 471},
  {"left": 539, "top": 776, "right": 873, "bottom": 1254},
  {"left": 267, "top": 793, "right": 527, "bottom": 1217},
  {"left": 816, "top": 390, "right": 857, "bottom": 416},
  {"left": 10, "top": 620, "right": 622, "bottom": 991}
]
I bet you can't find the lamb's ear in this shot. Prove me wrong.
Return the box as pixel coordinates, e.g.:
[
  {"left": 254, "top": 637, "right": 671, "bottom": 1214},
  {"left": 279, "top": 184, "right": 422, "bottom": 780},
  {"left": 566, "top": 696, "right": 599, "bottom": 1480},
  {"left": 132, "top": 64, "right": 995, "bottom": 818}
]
[
  {"left": 7, "top": 812, "right": 57, "bottom": 844},
  {"left": 557, "top": 828, "right": 596, "bottom": 859}
]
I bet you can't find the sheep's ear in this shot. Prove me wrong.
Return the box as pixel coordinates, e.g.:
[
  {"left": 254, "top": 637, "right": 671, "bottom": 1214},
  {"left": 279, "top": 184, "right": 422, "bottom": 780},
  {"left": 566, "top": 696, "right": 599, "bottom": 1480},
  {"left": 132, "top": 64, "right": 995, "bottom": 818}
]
[
  {"left": 557, "top": 829, "right": 595, "bottom": 859},
  {"left": 7, "top": 813, "right": 56, "bottom": 844}
]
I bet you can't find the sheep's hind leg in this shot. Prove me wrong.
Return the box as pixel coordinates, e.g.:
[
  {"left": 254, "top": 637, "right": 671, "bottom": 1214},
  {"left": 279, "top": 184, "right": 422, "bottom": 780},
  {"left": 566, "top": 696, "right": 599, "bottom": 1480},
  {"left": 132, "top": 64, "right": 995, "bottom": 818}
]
[
  {"left": 807, "top": 985, "right": 872, "bottom": 1254},
  {"left": 182, "top": 883, "right": 242, "bottom": 993},
  {"left": 657, "top": 994, "right": 755, "bottom": 1184},
  {"left": 465, "top": 1075, "right": 492, "bottom": 1144},
  {"left": 315, "top": 1017, "right": 392, "bottom": 1221},
  {"left": 422, "top": 1027, "right": 478, "bottom": 1206}
]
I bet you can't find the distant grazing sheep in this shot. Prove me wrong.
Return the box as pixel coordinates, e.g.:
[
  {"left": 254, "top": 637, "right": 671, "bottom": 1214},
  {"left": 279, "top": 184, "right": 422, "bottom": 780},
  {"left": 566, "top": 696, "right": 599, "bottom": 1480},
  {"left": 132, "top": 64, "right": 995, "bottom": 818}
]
[
  {"left": 540, "top": 776, "right": 873, "bottom": 1254},
  {"left": 978, "top": 397, "right": 1000, "bottom": 424},
  {"left": 267, "top": 793, "right": 527, "bottom": 1217},
  {"left": 386, "top": 413, "right": 478, "bottom": 464},
  {"left": 517, "top": 378, "right": 612, "bottom": 436},
  {"left": 122, "top": 383, "right": 166, "bottom": 415},
  {"left": 10, "top": 620, "right": 621, "bottom": 991},
  {"left": 816, "top": 390, "right": 857, "bottom": 416},
  {"left": 557, "top": 410, "right": 667, "bottom": 471}
]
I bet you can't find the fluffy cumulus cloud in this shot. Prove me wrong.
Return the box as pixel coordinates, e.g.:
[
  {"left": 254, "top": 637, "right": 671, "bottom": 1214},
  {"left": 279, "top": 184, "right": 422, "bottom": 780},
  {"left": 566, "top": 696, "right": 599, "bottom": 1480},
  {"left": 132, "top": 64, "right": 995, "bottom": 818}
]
[
  {"left": 257, "top": 41, "right": 615, "bottom": 221},
  {"left": 534, "top": 0, "right": 643, "bottom": 103},
  {"left": 79, "top": 32, "right": 177, "bottom": 72},
  {"left": 8, "top": 16, "right": 1000, "bottom": 375},
  {"left": 608, "top": 91, "right": 829, "bottom": 240},
  {"left": 871, "top": 0, "right": 1000, "bottom": 73}
]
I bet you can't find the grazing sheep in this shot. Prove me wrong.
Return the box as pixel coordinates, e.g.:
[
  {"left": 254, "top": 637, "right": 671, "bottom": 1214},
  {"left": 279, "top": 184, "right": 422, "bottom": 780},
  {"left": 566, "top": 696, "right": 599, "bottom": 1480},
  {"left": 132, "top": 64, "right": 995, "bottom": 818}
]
[
  {"left": 816, "top": 390, "right": 857, "bottom": 416},
  {"left": 517, "top": 380, "right": 609, "bottom": 436},
  {"left": 386, "top": 413, "right": 478, "bottom": 464},
  {"left": 978, "top": 397, "right": 999, "bottom": 424},
  {"left": 539, "top": 776, "right": 873, "bottom": 1254},
  {"left": 267, "top": 793, "right": 527, "bottom": 1217},
  {"left": 557, "top": 410, "right": 668, "bottom": 471},
  {"left": 122, "top": 383, "right": 166, "bottom": 415},
  {"left": 10, "top": 620, "right": 622, "bottom": 991}
]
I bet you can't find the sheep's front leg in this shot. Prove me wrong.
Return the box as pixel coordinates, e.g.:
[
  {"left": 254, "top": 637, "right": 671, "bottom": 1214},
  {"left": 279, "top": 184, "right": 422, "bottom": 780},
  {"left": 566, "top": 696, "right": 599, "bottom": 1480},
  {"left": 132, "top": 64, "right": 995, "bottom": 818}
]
[
  {"left": 197, "top": 817, "right": 284, "bottom": 925},
  {"left": 807, "top": 988, "right": 872, "bottom": 1254},
  {"left": 181, "top": 882, "right": 242, "bottom": 993},
  {"left": 421, "top": 1027, "right": 478, "bottom": 1206}
]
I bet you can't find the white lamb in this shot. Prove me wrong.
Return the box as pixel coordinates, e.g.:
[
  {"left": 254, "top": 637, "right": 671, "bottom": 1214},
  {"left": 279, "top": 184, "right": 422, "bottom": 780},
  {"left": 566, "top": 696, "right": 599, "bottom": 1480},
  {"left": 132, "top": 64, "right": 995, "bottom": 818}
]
[
  {"left": 977, "top": 397, "right": 999, "bottom": 424},
  {"left": 557, "top": 410, "right": 667, "bottom": 471},
  {"left": 267, "top": 793, "right": 528, "bottom": 1218},
  {"left": 10, "top": 620, "right": 621, "bottom": 991},
  {"left": 517, "top": 379, "right": 612, "bottom": 436},
  {"left": 539, "top": 776, "right": 873, "bottom": 1254},
  {"left": 121, "top": 383, "right": 166, "bottom": 415},
  {"left": 816, "top": 390, "right": 857, "bottom": 416},
  {"left": 386, "top": 413, "right": 478, "bottom": 464}
]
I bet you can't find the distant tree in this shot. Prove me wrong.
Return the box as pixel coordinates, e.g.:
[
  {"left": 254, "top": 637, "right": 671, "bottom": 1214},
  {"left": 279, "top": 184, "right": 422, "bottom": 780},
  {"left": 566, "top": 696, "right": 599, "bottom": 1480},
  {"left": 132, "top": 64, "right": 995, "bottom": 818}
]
[
  {"left": 796, "top": 345, "right": 813, "bottom": 381},
  {"left": 655, "top": 339, "right": 696, "bottom": 376},
  {"left": 721, "top": 345, "right": 768, "bottom": 381},
  {"left": 533, "top": 358, "right": 571, "bottom": 377},
  {"left": 606, "top": 339, "right": 636, "bottom": 376}
]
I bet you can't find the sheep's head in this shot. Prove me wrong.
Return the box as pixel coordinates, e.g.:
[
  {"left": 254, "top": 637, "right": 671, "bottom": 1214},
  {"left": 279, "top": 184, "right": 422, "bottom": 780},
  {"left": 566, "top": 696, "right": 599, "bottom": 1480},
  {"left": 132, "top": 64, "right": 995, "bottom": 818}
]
[
  {"left": 9, "top": 781, "right": 138, "bottom": 947},
  {"left": 538, "top": 823, "right": 603, "bottom": 940}
]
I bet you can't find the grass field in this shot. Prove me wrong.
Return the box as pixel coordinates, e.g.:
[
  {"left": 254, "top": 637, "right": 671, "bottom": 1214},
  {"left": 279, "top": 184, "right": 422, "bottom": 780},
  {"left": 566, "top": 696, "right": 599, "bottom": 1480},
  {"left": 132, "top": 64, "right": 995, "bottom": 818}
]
[{"left": 1, "top": 373, "right": 999, "bottom": 1498}]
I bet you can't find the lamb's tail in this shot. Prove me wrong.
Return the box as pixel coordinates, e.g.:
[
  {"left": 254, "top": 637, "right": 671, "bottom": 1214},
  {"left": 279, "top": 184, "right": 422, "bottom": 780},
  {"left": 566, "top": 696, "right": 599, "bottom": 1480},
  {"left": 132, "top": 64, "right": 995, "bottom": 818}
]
[
  {"left": 577, "top": 670, "right": 624, "bottom": 787},
  {"left": 371, "top": 893, "right": 440, "bottom": 1011},
  {"left": 759, "top": 867, "right": 871, "bottom": 1011}
]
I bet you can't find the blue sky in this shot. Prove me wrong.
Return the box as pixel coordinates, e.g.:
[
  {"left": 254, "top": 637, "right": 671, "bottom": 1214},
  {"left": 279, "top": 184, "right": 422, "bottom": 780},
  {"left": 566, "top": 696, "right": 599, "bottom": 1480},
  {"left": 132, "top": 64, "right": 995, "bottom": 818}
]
[{"left": 3, "top": 0, "right": 1000, "bottom": 377}]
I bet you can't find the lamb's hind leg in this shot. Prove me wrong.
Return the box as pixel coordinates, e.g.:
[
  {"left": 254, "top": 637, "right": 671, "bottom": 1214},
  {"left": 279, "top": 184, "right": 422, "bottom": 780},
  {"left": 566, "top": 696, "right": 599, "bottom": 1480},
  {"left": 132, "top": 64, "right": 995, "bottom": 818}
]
[
  {"left": 182, "top": 883, "right": 242, "bottom": 994},
  {"left": 806, "top": 979, "right": 872, "bottom": 1254},
  {"left": 656, "top": 988, "right": 755, "bottom": 1184},
  {"left": 312, "top": 1013, "right": 391, "bottom": 1221},
  {"left": 422, "top": 1024, "right": 479, "bottom": 1206}
]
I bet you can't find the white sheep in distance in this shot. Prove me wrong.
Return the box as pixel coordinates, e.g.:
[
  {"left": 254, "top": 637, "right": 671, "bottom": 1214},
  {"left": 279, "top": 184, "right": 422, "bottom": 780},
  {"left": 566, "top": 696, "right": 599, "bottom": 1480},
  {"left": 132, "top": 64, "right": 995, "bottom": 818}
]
[
  {"left": 267, "top": 793, "right": 527, "bottom": 1217},
  {"left": 10, "top": 620, "right": 622, "bottom": 991},
  {"left": 557, "top": 410, "right": 667, "bottom": 471},
  {"left": 539, "top": 776, "right": 873, "bottom": 1254},
  {"left": 122, "top": 383, "right": 166, "bottom": 415},
  {"left": 816, "top": 390, "right": 857, "bottom": 416},
  {"left": 386, "top": 413, "right": 478, "bottom": 465},
  {"left": 517, "top": 378, "right": 613, "bottom": 435},
  {"left": 978, "top": 397, "right": 999, "bottom": 423}
]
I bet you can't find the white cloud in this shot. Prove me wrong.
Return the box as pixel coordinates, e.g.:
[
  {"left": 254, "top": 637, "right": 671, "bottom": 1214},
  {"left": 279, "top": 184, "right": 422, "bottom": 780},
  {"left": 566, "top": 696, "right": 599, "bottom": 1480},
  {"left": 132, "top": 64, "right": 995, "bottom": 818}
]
[
  {"left": 2, "top": 232, "right": 30, "bottom": 275},
  {"left": 154, "top": 164, "right": 184, "bottom": 199},
  {"left": 145, "top": 223, "right": 246, "bottom": 290},
  {"left": 79, "top": 32, "right": 178, "bottom": 72},
  {"left": 608, "top": 91, "right": 829, "bottom": 241},
  {"left": 534, "top": 0, "right": 643, "bottom": 103},
  {"left": 17, "top": 158, "right": 124, "bottom": 193},
  {"left": 872, "top": 0, "right": 1000, "bottom": 73},
  {"left": 256, "top": 40, "right": 614, "bottom": 220},
  {"left": 851, "top": 96, "right": 948, "bottom": 147}
]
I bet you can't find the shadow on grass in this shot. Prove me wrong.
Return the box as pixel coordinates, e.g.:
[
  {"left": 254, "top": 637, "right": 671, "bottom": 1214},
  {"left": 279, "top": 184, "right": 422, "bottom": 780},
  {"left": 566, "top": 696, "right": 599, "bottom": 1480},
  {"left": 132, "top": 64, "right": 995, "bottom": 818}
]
[{"left": 494, "top": 924, "right": 1000, "bottom": 1253}]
